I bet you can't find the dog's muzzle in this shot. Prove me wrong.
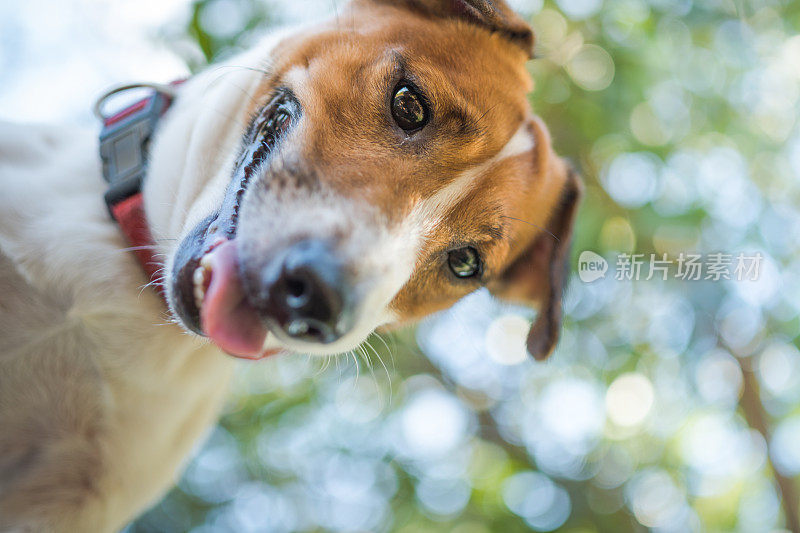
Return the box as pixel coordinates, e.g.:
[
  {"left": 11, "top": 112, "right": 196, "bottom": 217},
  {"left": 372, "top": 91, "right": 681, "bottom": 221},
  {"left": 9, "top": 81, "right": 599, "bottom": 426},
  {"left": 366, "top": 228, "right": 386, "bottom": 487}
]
[{"left": 167, "top": 88, "right": 361, "bottom": 358}]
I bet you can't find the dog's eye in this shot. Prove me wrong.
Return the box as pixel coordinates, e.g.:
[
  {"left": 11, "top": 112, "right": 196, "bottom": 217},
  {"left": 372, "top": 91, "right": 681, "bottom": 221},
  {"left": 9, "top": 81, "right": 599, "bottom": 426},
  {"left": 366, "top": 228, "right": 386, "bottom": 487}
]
[
  {"left": 448, "top": 247, "right": 481, "bottom": 278},
  {"left": 392, "top": 85, "right": 429, "bottom": 132},
  {"left": 256, "top": 107, "right": 292, "bottom": 147}
]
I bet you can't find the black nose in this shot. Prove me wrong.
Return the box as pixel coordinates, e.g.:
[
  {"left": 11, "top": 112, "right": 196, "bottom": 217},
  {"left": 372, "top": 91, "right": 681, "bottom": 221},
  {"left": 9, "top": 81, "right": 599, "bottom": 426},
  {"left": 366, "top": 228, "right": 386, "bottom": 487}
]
[{"left": 258, "top": 240, "right": 350, "bottom": 344}]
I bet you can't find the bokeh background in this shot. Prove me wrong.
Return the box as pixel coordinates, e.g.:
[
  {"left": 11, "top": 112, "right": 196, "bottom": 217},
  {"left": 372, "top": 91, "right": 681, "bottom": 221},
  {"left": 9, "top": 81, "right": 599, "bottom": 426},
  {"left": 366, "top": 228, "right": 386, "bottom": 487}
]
[{"left": 3, "top": 0, "right": 800, "bottom": 531}]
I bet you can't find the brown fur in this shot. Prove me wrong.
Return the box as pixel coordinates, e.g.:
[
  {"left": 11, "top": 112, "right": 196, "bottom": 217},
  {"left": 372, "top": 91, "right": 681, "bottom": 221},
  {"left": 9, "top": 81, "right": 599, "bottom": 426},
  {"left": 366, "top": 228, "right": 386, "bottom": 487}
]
[{"left": 240, "top": 0, "right": 580, "bottom": 359}]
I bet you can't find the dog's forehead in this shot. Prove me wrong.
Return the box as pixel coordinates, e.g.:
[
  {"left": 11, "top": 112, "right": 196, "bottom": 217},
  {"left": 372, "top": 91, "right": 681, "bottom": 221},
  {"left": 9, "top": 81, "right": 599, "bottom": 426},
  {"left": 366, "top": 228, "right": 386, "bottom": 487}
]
[
  {"left": 244, "top": 15, "right": 532, "bottom": 201},
  {"left": 248, "top": 7, "right": 532, "bottom": 123}
]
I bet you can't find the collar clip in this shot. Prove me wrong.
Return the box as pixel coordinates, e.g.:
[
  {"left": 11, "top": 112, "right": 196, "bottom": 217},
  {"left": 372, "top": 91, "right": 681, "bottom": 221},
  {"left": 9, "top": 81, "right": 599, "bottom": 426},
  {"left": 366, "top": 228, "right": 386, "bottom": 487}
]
[{"left": 95, "top": 83, "right": 177, "bottom": 215}]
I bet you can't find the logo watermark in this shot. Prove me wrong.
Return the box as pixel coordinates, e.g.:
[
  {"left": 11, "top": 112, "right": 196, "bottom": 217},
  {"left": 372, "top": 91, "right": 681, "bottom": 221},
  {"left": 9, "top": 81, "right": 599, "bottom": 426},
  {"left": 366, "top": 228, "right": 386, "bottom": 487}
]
[
  {"left": 578, "top": 251, "right": 609, "bottom": 283},
  {"left": 578, "top": 252, "right": 763, "bottom": 283}
]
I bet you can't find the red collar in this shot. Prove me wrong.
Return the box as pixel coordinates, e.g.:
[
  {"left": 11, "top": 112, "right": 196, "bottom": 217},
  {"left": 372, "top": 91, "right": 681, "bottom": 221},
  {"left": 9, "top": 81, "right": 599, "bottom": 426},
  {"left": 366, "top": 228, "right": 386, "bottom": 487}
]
[
  {"left": 108, "top": 193, "right": 161, "bottom": 284},
  {"left": 96, "top": 82, "right": 183, "bottom": 292}
]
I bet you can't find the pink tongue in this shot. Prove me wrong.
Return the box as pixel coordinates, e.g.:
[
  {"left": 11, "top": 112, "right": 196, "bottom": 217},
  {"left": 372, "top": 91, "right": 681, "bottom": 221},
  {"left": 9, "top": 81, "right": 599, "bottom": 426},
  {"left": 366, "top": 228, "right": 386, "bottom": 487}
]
[{"left": 200, "top": 240, "right": 271, "bottom": 359}]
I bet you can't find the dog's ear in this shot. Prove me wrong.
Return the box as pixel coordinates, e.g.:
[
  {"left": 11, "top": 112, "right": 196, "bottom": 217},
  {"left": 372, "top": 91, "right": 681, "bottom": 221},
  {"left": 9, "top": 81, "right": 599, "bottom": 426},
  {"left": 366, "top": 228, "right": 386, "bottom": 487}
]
[
  {"left": 367, "top": 0, "right": 534, "bottom": 58},
  {"left": 488, "top": 119, "right": 583, "bottom": 361}
]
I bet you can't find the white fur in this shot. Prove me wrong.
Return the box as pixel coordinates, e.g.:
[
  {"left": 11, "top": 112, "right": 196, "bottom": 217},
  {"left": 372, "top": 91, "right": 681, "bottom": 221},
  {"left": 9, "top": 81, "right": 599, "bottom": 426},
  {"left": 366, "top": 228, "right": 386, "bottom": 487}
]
[
  {"left": 0, "top": 24, "right": 421, "bottom": 530},
  {"left": 0, "top": 120, "right": 234, "bottom": 532},
  {"left": 0, "top": 32, "right": 296, "bottom": 532},
  {"left": 409, "top": 124, "right": 534, "bottom": 233},
  {"left": 0, "top": 19, "right": 533, "bottom": 532}
]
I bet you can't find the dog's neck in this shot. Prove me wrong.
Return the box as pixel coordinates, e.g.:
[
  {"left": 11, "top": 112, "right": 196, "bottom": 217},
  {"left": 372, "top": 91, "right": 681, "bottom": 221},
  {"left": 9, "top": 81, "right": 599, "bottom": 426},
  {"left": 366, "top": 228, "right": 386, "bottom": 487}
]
[{"left": 143, "top": 32, "right": 293, "bottom": 251}]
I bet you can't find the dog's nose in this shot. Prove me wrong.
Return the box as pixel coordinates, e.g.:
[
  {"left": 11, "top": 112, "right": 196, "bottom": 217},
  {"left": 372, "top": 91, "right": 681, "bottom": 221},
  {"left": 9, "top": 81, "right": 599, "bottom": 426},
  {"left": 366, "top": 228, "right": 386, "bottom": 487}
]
[{"left": 259, "top": 240, "right": 349, "bottom": 344}]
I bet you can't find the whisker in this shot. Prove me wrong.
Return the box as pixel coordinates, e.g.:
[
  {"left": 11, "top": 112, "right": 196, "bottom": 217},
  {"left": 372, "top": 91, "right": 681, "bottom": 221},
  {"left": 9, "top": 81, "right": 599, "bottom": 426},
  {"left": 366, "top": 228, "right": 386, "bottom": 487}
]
[
  {"left": 319, "top": 353, "right": 332, "bottom": 375},
  {"left": 209, "top": 64, "right": 271, "bottom": 77},
  {"left": 476, "top": 103, "right": 499, "bottom": 128},
  {"left": 374, "top": 332, "right": 397, "bottom": 373},
  {"left": 119, "top": 245, "right": 159, "bottom": 252},
  {"left": 365, "top": 338, "right": 393, "bottom": 406},
  {"left": 501, "top": 215, "right": 559, "bottom": 242},
  {"left": 351, "top": 349, "right": 360, "bottom": 384},
  {"left": 358, "top": 344, "right": 379, "bottom": 388}
]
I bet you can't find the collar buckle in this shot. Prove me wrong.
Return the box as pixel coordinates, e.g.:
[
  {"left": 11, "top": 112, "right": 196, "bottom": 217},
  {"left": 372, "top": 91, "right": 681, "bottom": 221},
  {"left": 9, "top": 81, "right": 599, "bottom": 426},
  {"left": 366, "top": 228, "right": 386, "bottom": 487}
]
[{"left": 96, "top": 83, "right": 176, "bottom": 215}]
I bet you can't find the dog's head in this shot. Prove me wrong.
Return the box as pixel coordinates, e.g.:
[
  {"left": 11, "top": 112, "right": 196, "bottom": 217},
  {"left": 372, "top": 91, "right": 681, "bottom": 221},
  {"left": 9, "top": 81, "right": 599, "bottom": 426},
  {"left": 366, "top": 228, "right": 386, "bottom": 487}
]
[{"left": 159, "top": 0, "right": 582, "bottom": 360}]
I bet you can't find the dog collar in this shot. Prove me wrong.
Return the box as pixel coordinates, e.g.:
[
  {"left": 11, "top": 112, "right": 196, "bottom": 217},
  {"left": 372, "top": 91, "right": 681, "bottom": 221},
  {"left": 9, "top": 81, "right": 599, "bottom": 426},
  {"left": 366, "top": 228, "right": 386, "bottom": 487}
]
[{"left": 95, "top": 82, "right": 182, "bottom": 287}]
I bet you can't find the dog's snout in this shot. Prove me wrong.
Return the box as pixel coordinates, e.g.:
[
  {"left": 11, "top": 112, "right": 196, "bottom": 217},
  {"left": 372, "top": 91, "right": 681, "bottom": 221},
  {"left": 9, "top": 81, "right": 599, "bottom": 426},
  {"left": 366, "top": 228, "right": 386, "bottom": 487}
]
[{"left": 257, "top": 240, "right": 351, "bottom": 344}]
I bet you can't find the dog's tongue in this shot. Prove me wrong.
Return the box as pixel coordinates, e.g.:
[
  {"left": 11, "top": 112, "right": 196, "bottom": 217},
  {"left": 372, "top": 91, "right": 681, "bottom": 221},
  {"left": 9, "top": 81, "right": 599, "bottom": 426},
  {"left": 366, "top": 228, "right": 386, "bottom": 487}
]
[{"left": 200, "top": 240, "right": 273, "bottom": 359}]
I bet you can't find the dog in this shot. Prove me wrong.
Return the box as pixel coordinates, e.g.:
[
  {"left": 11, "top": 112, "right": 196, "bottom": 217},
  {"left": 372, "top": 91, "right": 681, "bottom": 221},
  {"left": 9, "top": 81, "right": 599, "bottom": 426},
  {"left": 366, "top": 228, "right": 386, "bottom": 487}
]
[{"left": 0, "top": 0, "right": 581, "bottom": 530}]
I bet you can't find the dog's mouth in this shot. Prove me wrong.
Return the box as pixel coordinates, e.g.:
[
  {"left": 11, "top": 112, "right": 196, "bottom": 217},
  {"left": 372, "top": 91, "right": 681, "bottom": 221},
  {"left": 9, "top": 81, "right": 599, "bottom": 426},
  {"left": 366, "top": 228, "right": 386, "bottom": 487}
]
[
  {"left": 169, "top": 90, "right": 300, "bottom": 359},
  {"left": 193, "top": 239, "right": 272, "bottom": 358}
]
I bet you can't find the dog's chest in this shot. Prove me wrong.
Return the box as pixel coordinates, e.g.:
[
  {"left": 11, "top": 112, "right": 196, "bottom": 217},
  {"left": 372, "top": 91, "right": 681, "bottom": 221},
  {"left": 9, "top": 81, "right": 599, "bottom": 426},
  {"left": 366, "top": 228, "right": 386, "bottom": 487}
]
[{"left": 0, "top": 121, "right": 234, "bottom": 525}]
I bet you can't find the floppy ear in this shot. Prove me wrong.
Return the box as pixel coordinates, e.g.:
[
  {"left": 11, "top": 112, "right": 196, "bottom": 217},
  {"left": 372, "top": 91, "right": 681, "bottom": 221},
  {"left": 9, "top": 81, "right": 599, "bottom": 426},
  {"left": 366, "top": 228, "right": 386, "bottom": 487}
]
[
  {"left": 367, "top": 0, "right": 534, "bottom": 58},
  {"left": 489, "top": 120, "right": 583, "bottom": 361}
]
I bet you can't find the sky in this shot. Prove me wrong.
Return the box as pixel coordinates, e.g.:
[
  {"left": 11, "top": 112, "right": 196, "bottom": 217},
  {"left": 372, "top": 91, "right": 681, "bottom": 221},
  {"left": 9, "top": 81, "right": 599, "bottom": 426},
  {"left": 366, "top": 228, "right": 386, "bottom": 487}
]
[{"left": 0, "top": 0, "right": 338, "bottom": 125}]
